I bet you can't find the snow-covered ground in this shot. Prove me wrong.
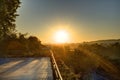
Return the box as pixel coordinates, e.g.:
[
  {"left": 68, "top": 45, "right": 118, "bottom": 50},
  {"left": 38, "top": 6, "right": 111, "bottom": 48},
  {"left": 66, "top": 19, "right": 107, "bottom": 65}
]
[{"left": 0, "top": 57, "right": 53, "bottom": 80}]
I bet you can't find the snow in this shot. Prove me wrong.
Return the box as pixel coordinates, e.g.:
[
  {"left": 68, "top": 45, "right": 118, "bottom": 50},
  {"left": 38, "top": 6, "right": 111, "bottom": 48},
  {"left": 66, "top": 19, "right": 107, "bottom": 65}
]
[{"left": 0, "top": 57, "right": 53, "bottom": 80}]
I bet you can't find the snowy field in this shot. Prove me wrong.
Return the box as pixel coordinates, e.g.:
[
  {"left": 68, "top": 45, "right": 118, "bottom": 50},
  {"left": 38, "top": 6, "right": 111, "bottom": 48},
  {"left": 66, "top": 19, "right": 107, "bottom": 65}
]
[{"left": 0, "top": 57, "right": 53, "bottom": 80}]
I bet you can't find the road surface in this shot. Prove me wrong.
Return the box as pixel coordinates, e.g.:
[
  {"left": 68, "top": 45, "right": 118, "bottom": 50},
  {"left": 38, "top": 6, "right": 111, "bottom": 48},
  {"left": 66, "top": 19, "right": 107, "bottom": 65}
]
[{"left": 0, "top": 57, "right": 53, "bottom": 80}]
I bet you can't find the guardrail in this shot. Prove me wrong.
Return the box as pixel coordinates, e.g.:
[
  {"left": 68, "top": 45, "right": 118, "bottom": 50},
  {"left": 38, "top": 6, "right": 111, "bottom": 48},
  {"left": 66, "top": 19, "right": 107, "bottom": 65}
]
[{"left": 50, "top": 50, "right": 63, "bottom": 80}]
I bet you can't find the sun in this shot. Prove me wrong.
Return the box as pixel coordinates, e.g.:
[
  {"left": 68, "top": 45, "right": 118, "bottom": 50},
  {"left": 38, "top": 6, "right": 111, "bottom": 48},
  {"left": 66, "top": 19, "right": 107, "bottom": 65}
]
[{"left": 54, "top": 30, "right": 69, "bottom": 43}]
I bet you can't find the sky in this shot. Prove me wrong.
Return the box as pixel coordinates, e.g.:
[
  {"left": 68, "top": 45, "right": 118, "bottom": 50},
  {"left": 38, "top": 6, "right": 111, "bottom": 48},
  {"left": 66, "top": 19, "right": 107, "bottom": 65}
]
[{"left": 16, "top": 0, "right": 120, "bottom": 43}]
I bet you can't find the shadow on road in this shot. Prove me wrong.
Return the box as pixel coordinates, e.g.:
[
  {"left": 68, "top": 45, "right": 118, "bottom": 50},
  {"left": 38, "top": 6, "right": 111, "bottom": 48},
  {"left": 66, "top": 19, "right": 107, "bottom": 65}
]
[{"left": 0, "top": 58, "right": 35, "bottom": 75}]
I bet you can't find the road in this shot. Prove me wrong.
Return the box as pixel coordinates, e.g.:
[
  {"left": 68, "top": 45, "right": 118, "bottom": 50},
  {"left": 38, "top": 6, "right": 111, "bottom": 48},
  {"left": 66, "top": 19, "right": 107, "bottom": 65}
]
[{"left": 0, "top": 57, "right": 53, "bottom": 80}]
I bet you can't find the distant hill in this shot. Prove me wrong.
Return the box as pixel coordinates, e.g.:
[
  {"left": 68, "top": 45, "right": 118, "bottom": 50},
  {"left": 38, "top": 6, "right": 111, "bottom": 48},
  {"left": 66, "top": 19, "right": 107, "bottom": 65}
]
[{"left": 86, "top": 39, "right": 120, "bottom": 44}]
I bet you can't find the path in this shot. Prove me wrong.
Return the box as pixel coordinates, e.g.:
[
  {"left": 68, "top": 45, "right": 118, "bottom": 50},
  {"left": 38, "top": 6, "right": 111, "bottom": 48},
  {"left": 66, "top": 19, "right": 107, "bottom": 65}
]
[{"left": 0, "top": 57, "right": 53, "bottom": 80}]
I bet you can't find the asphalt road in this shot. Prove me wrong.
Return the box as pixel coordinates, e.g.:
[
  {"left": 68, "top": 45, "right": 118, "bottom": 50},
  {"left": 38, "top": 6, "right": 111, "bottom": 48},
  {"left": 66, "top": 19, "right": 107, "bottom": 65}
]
[{"left": 0, "top": 57, "right": 53, "bottom": 80}]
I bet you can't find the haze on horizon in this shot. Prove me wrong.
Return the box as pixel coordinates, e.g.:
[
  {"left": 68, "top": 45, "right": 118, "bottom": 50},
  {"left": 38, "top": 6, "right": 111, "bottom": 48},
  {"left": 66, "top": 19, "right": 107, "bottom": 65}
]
[{"left": 16, "top": 0, "right": 120, "bottom": 43}]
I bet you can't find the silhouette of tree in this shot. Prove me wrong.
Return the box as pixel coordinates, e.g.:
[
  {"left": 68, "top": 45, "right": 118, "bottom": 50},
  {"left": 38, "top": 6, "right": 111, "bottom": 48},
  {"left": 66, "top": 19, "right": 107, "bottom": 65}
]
[
  {"left": 28, "top": 36, "right": 41, "bottom": 49},
  {"left": 0, "top": 0, "right": 20, "bottom": 40},
  {"left": 28, "top": 36, "right": 39, "bottom": 42}
]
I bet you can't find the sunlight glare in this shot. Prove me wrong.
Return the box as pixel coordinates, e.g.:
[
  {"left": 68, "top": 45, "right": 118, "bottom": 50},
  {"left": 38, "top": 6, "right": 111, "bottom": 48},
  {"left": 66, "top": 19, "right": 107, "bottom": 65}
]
[{"left": 54, "top": 30, "right": 69, "bottom": 43}]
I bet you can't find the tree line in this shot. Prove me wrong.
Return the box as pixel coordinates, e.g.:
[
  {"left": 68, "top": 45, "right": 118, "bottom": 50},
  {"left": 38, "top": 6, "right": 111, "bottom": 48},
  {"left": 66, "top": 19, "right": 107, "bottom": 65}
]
[{"left": 0, "top": 0, "right": 48, "bottom": 57}]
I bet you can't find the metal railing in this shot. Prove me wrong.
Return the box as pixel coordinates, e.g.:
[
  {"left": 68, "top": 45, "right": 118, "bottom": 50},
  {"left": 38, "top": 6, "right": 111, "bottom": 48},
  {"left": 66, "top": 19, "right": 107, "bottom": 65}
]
[{"left": 50, "top": 50, "right": 63, "bottom": 80}]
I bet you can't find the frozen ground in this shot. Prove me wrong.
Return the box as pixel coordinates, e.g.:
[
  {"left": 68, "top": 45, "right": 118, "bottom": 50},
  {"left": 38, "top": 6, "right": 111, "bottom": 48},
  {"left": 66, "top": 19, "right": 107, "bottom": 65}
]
[{"left": 0, "top": 57, "right": 53, "bottom": 80}]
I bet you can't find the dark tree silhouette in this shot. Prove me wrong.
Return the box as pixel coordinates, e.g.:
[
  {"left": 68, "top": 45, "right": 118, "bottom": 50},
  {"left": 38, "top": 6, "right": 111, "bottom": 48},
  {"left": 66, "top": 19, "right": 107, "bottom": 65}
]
[
  {"left": 28, "top": 36, "right": 41, "bottom": 49},
  {"left": 0, "top": 0, "right": 20, "bottom": 40}
]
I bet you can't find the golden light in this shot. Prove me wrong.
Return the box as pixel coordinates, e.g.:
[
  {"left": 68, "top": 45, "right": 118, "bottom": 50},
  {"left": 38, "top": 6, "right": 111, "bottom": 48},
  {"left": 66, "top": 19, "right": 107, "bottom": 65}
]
[{"left": 54, "top": 30, "right": 69, "bottom": 43}]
